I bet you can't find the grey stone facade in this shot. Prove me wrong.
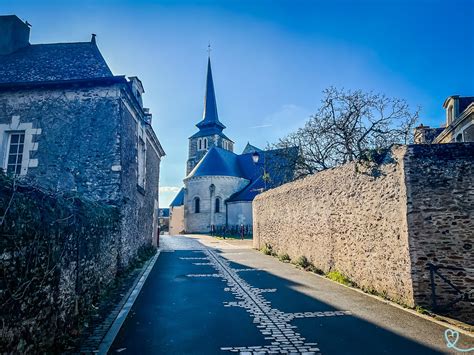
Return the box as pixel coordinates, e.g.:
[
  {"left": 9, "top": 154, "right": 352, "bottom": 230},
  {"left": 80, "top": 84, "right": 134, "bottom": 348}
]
[{"left": 0, "top": 81, "right": 164, "bottom": 267}]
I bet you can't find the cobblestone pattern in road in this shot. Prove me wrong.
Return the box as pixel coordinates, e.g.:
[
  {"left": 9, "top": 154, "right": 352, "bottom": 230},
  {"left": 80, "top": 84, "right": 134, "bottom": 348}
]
[{"left": 185, "top": 249, "right": 352, "bottom": 354}]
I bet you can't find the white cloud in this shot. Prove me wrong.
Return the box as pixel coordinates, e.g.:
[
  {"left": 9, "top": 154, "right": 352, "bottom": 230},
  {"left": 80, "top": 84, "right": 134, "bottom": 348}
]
[{"left": 159, "top": 186, "right": 181, "bottom": 193}]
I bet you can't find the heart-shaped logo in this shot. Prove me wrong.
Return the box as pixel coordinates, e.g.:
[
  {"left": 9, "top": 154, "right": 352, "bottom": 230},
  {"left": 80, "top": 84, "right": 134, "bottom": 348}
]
[
  {"left": 445, "top": 328, "right": 459, "bottom": 348},
  {"left": 444, "top": 328, "right": 474, "bottom": 352}
]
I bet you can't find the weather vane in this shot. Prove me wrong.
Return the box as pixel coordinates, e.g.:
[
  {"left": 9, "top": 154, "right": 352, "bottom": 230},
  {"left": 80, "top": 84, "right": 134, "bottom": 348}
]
[{"left": 207, "top": 43, "right": 212, "bottom": 57}]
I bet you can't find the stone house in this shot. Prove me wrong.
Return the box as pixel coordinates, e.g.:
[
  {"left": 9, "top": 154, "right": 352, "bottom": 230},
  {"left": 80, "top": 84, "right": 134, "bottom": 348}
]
[
  {"left": 414, "top": 95, "right": 474, "bottom": 144},
  {"left": 170, "top": 56, "right": 296, "bottom": 234},
  {"left": 0, "top": 15, "right": 165, "bottom": 266}
]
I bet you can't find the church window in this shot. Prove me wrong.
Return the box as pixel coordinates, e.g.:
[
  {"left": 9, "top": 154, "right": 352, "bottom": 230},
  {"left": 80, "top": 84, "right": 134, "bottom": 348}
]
[
  {"left": 194, "top": 197, "right": 200, "bottom": 213},
  {"left": 215, "top": 197, "right": 221, "bottom": 213},
  {"left": 203, "top": 138, "right": 208, "bottom": 149},
  {"left": 5, "top": 131, "right": 25, "bottom": 175},
  {"left": 198, "top": 138, "right": 202, "bottom": 150}
]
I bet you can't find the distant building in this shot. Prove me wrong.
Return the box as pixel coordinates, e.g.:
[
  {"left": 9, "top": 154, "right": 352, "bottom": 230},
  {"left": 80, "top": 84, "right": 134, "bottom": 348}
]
[
  {"left": 158, "top": 208, "right": 170, "bottom": 232},
  {"left": 170, "top": 56, "right": 296, "bottom": 234},
  {"left": 0, "top": 15, "right": 165, "bottom": 265},
  {"left": 414, "top": 95, "right": 474, "bottom": 144},
  {"left": 169, "top": 188, "right": 185, "bottom": 235}
]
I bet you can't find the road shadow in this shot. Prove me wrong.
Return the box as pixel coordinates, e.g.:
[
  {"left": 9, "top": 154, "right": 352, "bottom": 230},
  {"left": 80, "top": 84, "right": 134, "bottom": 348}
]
[{"left": 109, "top": 241, "right": 452, "bottom": 354}]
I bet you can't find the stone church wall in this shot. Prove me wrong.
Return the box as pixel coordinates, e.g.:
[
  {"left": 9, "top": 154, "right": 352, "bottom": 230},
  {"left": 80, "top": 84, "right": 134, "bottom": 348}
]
[
  {"left": 253, "top": 144, "right": 473, "bottom": 322},
  {"left": 185, "top": 175, "right": 248, "bottom": 232}
]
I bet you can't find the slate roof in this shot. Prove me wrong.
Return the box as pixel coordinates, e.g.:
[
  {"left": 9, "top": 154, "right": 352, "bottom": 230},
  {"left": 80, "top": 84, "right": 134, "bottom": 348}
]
[
  {"left": 170, "top": 188, "right": 185, "bottom": 207},
  {"left": 196, "top": 57, "right": 225, "bottom": 131},
  {"left": 159, "top": 208, "right": 170, "bottom": 218},
  {"left": 0, "top": 42, "right": 113, "bottom": 84},
  {"left": 242, "top": 142, "right": 263, "bottom": 154},
  {"left": 187, "top": 147, "right": 243, "bottom": 178},
  {"left": 186, "top": 146, "right": 297, "bottom": 202},
  {"left": 459, "top": 97, "right": 474, "bottom": 115}
]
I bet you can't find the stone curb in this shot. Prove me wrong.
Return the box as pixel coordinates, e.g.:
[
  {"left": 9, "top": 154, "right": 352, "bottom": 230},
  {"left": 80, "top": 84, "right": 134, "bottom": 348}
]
[
  {"left": 88, "top": 251, "right": 159, "bottom": 354},
  {"left": 257, "top": 250, "right": 474, "bottom": 339}
]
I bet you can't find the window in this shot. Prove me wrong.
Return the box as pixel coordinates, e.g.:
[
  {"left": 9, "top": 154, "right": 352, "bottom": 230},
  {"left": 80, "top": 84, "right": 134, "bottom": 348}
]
[
  {"left": 198, "top": 138, "right": 202, "bottom": 150},
  {"left": 203, "top": 138, "right": 208, "bottom": 149},
  {"left": 137, "top": 137, "right": 146, "bottom": 189},
  {"left": 215, "top": 197, "right": 221, "bottom": 213},
  {"left": 194, "top": 197, "right": 200, "bottom": 213},
  {"left": 448, "top": 105, "right": 454, "bottom": 125},
  {"left": 6, "top": 131, "right": 25, "bottom": 175}
]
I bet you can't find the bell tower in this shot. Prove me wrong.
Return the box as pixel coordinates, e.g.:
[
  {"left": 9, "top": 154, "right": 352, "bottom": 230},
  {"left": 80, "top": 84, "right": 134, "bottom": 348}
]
[{"left": 186, "top": 53, "right": 234, "bottom": 175}]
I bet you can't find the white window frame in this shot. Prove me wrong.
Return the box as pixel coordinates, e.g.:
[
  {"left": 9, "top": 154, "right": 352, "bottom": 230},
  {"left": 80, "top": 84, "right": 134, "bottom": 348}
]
[
  {"left": 4, "top": 131, "right": 25, "bottom": 175},
  {"left": 0, "top": 116, "right": 40, "bottom": 176}
]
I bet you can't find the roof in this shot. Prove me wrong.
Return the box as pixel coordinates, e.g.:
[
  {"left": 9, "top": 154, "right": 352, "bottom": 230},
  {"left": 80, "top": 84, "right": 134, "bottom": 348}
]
[
  {"left": 242, "top": 142, "right": 263, "bottom": 154},
  {"left": 170, "top": 188, "right": 185, "bottom": 207},
  {"left": 227, "top": 147, "right": 298, "bottom": 202},
  {"left": 187, "top": 147, "right": 243, "bottom": 179},
  {"left": 458, "top": 97, "right": 474, "bottom": 115},
  {"left": 189, "top": 127, "right": 233, "bottom": 141},
  {"left": 195, "top": 57, "right": 226, "bottom": 131},
  {"left": 0, "top": 41, "right": 113, "bottom": 84},
  {"left": 186, "top": 145, "right": 298, "bottom": 202},
  {"left": 159, "top": 208, "right": 170, "bottom": 218}
]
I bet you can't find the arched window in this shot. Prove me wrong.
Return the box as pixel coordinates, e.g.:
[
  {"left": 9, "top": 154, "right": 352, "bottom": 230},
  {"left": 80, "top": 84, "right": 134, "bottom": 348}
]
[
  {"left": 194, "top": 197, "right": 200, "bottom": 213},
  {"left": 198, "top": 139, "right": 202, "bottom": 150},
  {"left": 203, "top": 138, "right": 208, "bottom": 149},
  {"left": 215, "top": 197, "right": 221, "bottom": 213}
]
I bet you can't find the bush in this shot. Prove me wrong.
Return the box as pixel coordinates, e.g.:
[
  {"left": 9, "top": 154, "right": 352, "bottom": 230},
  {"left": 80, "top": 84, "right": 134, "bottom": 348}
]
[
  {"left": 295, "top": 255, "right": 310, "bottom": 269},
  {"left": 326, "top": 270, "right": 353, "bottom": 286},
  {"left": 261, "top": 243, "right": 274, "bottom": 255},
  {"left": 278, "top": 253, "right": 291, "bottom": 262},
  {"left": 308, "top": 265, "right": 324, "bottom": 275}
]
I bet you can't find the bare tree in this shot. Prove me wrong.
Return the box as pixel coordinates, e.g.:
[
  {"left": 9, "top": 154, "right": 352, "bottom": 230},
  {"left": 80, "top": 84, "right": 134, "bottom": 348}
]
[{"left": 272, "top": 87, "right": 419, "bottom": 179}]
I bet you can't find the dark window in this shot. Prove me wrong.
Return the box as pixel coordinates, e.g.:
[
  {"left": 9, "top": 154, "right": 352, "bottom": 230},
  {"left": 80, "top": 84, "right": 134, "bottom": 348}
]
[
  {"left": 6, "top": 132, "right": 25, "bottom": 175},
  {"left": 194, "top": 197, "right": 200, "bottom": 213},
  {"left": 215, "top": 198, "right": 220, "bottom": 213}
]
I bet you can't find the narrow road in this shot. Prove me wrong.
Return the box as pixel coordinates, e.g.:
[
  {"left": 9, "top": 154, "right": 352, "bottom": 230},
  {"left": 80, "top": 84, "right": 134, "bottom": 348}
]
[{"left": 110, "top": 235, "right": 471, "bottom": 354}]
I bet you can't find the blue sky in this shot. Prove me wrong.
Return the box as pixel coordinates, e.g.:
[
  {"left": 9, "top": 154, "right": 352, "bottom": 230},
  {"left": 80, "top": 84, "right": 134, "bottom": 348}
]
[{"left": 3, "top": 0, "right": 474, "bottom": 206}]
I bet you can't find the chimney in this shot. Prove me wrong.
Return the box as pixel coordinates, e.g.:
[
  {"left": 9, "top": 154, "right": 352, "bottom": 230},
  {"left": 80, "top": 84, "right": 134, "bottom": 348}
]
[
  {"left": 413, "top": 124, "right": 430, "bottom": 144},
  {"left": 0, "top": 15, "right": 30, "bottom": 55}
]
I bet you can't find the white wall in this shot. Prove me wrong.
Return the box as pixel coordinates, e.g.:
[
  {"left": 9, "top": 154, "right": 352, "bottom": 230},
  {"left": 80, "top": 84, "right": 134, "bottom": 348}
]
[
  {"left": 184, "top": 175, "right": 248, "bottom": 233},
  {"left": 227, "top": 201, "right": 253, "bottom": 227}
]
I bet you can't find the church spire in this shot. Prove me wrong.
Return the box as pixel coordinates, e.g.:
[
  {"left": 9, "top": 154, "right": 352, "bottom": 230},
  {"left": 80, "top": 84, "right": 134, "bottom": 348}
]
[{"left": 196, "top": 53, "right": 225, "bottom": 131}]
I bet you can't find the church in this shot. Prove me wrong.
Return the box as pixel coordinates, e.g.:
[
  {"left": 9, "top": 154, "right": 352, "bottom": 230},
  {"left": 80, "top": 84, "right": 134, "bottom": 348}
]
[{"left": 169, "top": 55, "right": 296, "bottom": 234}]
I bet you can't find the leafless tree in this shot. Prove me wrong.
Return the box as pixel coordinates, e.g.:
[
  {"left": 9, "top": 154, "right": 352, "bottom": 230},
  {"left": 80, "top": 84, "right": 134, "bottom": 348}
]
[{"left": 272, "top": 87, "right": 419, "bottom": 179}]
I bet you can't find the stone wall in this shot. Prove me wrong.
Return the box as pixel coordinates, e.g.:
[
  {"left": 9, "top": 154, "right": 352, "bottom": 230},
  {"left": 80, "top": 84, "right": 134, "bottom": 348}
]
[
  {"left": 253, "top": 144, "right": 473, "bottom": 322},
  {"left": 0, "top": 86, "right": 122, "bottom": 201},
  {"left": 404, "top": 144, "right": 474, "bottom": 321},
  {"left": 184, "top": 175, "right": 248, "bottom": 232},
  {"left": 0, "top": 174, "right": 120, "bottom": 352}
]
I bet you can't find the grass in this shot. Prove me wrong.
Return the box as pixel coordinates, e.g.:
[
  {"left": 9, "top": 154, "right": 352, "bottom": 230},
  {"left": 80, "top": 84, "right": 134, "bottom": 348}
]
[{"left": 326, "top": 270, "right": 354, "bottom": 287}]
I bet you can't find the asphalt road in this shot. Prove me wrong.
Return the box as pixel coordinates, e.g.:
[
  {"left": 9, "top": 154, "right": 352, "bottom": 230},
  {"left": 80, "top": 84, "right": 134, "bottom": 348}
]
[{"left": 109, "top": 235, "right": 472, "bottom": 354}]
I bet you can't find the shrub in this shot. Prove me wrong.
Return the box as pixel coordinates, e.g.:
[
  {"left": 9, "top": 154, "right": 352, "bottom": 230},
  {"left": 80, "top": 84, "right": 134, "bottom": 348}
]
[
  {"left": 326, "top": 270, "right": 354, "bottom": 286},
  {"left": 278, "top": 253, "right": 291, "bottom": 262},
  {"left": 295, "top": 255, "right": 310, "bottom": 269},
  {"left": 308, "top": 265, "right": 324, "bottom": 275},
  {"left": 261, "top": 243, "right": 274, "bottom": 256}
]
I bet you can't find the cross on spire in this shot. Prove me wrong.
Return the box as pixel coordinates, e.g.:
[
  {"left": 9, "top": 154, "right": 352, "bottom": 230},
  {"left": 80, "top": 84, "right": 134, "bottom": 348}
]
[{"left": 207, "top": 43, "right": 212, "bottom": 57}]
